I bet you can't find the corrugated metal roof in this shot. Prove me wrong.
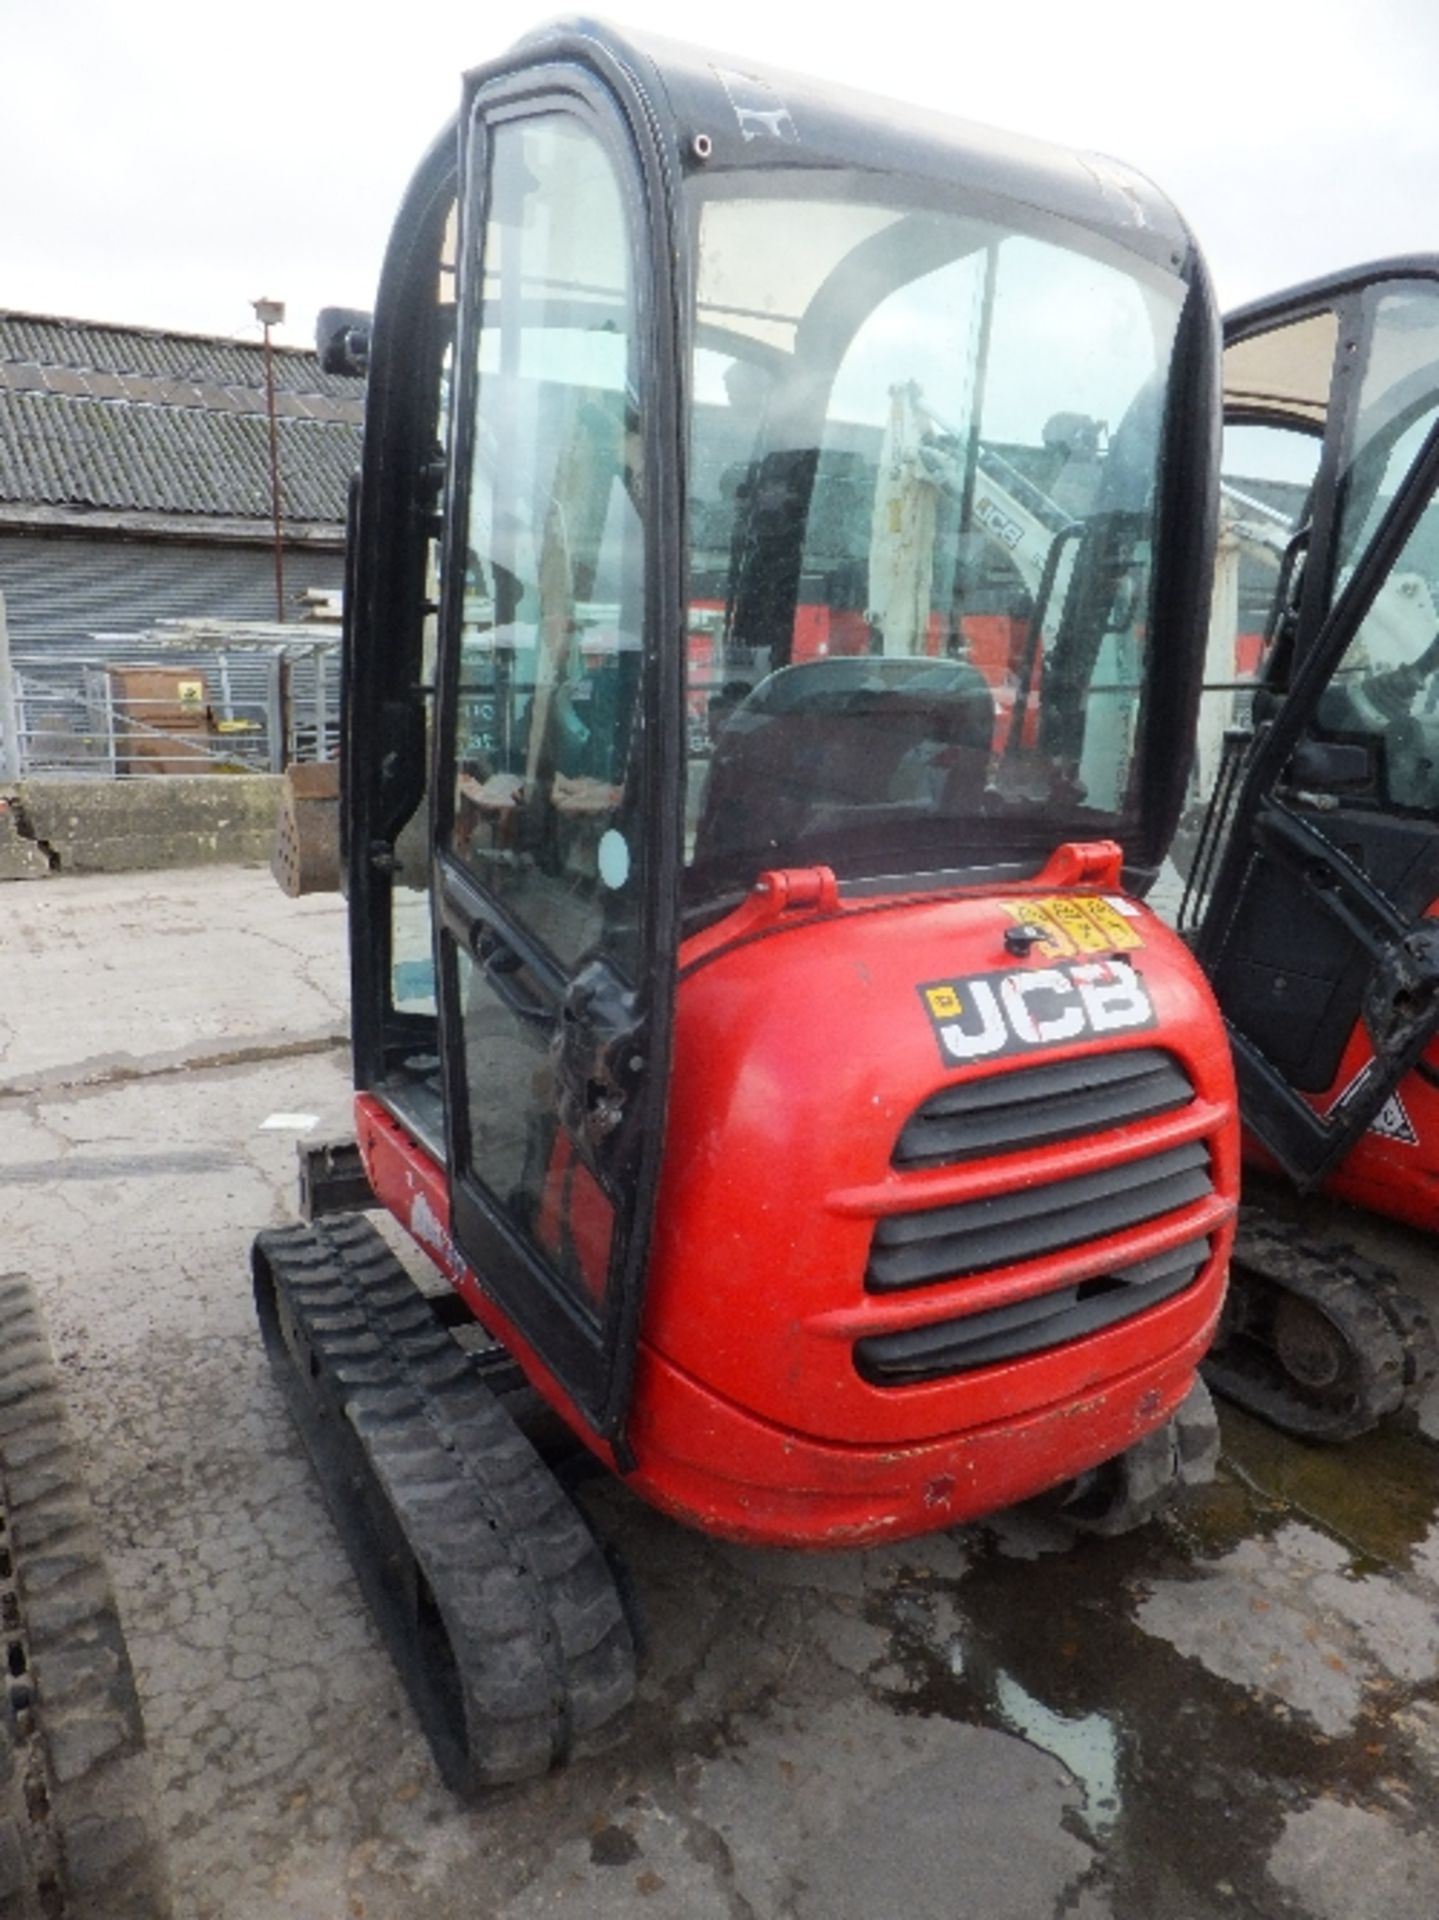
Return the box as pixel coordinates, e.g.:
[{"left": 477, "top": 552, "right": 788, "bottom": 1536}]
[
  {"left": 0, "top": 311, "right": 362, "bottom": 401},
  {"left": 0, "top": 310, "right": 364, "bottom": 524},
  {"left": 0, "top": 388, "right": 361, "bottom": 519}
]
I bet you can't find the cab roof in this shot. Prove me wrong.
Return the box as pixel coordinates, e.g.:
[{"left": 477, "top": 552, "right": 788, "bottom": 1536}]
[{"left": 480, "top": 16, "right": 1194, "bottom": 275}]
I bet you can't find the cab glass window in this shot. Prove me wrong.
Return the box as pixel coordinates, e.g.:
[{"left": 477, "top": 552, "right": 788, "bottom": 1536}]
[
  {"left": 1313, "top": 468, "right": 1439, "bottom": 812},
  {"left": 683, "top": 176, "right": 1182, "bottom": 900},
  {"left": 1193, "top": 418, "right": 1323, "bottom": 801},
  {"left": 449, "top": 115, "right": 645, "bottom": 973},
  {"left": 390, "top": 200, "right": 458, "bottom": 1030},
  {"left": 1332, "top": 285, "right": 1439, "bottom": 591}
]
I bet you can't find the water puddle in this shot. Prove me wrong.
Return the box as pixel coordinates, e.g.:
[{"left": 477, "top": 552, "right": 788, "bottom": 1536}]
[
  {"left": 865, "top": 1425, "right": 1439, "bottom": 1918},
  {"left": 1218, "top": 1404, "right": 1439, "bottom": 1572},
  {"left": 992, "top": 1670, "right": 1121, "bottom": 1836}
]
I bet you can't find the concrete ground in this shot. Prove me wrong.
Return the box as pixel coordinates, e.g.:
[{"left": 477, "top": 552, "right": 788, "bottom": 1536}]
[{"left": 4, "top": 866, "right": 1439, "bottom": 1920}]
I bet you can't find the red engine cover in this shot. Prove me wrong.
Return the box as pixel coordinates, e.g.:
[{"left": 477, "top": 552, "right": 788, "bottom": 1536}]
[{"left": 360, "top": 848, "right": 1238, "bottom": 1548}]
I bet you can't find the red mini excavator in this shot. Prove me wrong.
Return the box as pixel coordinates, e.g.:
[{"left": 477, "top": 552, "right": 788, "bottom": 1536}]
[
  {"left": 253, "top": 18, "right": 1238, "bottom": 1792},
  {"left": 1183, "top": 261, "right": 1439, "bottom": 1438}
]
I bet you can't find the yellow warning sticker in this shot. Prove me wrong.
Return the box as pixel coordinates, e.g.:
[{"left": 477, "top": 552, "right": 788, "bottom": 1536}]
[
  {"left": 1000, "top": 896, "right": 1144, "bottom": 957},
  {"left": 1045, "top": 896, "right": 1115, "bottom": 953},
  {"left": 924, "top": 984, "right": 965, "bottom": 1019},
  {"left": 998, "top": 900, "right": 1069, "bottom": 958},
  {"left": 1075, "top": 896, "right": 1145, "bottom": 951}
]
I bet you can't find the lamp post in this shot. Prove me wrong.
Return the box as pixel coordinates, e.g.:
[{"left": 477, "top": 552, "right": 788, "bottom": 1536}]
[{"left": 253, "top": 296, "right": 286, "bottom": 623}]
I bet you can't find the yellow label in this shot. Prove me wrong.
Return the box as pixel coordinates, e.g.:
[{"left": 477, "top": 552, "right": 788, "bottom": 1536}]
[
  {"left": 177, "top": 680, "right": 205, "bottom": 709},
  {"left": 999, "top": 899, "right": 1072, "bottom": 958},
  {"left": 1046, "top": 895, "right": 1115, "bottom": 953},
  {"left": 1000, "top": 895, "right": 1143, "bottom": 956},
  {"left": 1073, "top": 896, "right": 1143, "bottom": 951},
  {"left": 924, "top": 984, "right": 965, "bottom": 1019}
]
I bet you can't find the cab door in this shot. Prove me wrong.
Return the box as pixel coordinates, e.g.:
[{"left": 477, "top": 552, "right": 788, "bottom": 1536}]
[
  {"left": 432, "top": 69, "right": 682, "bottom": 1436},
  {"left": 1189, "top": 262, "right": 1439, "bottom": 1185}
]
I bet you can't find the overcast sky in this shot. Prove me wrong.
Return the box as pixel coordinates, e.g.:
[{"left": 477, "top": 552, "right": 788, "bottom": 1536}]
[{"left": 4, "top": 0, "right": 1437, "bottom": 351}]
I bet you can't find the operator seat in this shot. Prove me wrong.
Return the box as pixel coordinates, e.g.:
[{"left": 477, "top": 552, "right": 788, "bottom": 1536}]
[{"left": 692, "top": 654, "right": 995, "bottom": 880}]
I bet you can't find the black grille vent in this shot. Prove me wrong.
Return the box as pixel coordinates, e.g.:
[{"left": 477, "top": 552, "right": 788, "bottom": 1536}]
[
  {"left": 866, "top": 1141, "right": 1213, "bottom": 1293},
  {"left": 856, "top": 1238, "right": 1209, "bottom": 1386},
  {"left": 894, "top": 1049, "right": 1194, "bottom": 1170}
]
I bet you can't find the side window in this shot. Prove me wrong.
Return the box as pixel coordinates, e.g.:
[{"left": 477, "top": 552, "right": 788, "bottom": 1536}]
[
  {"left": 1194, "top": 419, "right": 1324, "bottom": 799},
  {"left": 450, "top": 115, "right": 645, "bottom": 971},
  {"left": 1313, "top": 471, "right": 1439, "bottom": 810},
  {"left": 1305, "top": 288, "right": 1439, "bottom": 811},
  {"left": 1216, "top": 421, "right": 1322, "bottom": 677},
  {"left": 1214, "top": 306, "right": 1337, "bottom": 680},
  {"left": 1334, "top": 400, "right": 1439, "bottom": 590},
  {"left": 1331, "top": 286, "right": 1439, "bottom": 591}
]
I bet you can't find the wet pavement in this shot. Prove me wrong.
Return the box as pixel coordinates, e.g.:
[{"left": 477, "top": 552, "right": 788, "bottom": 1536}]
[{"left": 3, "top": 867, "right": 1439, "bottom": 1918}]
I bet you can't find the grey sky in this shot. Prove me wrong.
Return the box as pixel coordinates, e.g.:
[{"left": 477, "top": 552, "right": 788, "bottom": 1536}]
[{"left": 4, "top": 0, "right": 1437, "bottom": 351}]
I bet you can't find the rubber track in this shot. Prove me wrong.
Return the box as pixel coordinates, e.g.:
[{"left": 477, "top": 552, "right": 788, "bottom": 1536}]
[
  {"left": 0, "top": 1275, "right": 170, "bottom": 1919},
  {"left": 1203, "top": 1210, "right": 1428, "bottom": 1441},
  {"left": 252, "top": 1216, "right": 635, "bottom": 1793}
]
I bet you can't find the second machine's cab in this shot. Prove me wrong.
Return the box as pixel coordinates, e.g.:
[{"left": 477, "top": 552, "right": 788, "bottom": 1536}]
[{"left": 1183, "top": 260, "right": 1439, "bottom": 1436}]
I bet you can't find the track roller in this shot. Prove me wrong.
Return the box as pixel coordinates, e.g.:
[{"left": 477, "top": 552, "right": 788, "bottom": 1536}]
[
  {"left": 1203, "top": 1211, "right": 1435, "bottom": 1441},
  {"left": 251, "top": 1215, "right": 636, "bottom": 1794}
]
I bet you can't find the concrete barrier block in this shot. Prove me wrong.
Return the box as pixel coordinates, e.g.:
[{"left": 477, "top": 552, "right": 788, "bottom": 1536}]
[{"left": 8, "top": 776, "right": 285, "bottom": 877}]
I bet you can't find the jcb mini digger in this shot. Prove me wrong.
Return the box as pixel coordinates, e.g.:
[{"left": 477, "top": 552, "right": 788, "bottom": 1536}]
[
  {"left": 1184, "top": 260, "right": 1439, "bottom": 1438},
  {"left": 253, "top": 18, "right": 1238, "bottom": 1791}
]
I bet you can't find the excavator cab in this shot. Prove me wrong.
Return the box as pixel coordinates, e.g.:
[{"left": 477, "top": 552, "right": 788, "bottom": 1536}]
[
  {"left": 256, "top": 20, "right": 1238, "bottom": 1792},
  {"left": 1183, "top": 259, "right": 1439, "bottom": 1433}
]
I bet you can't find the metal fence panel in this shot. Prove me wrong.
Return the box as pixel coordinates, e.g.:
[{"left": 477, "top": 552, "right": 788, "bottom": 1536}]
[{"left": 3, "top": 625, "right": 340, "bottom": 778}]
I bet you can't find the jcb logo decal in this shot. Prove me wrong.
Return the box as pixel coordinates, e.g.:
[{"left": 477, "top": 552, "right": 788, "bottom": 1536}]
[
  {"left": 920, "top": 959, "right": 1156, "bottom": 1066},
  {"left": 974, "top": 494, "right": 1024, "bottom": 551}
]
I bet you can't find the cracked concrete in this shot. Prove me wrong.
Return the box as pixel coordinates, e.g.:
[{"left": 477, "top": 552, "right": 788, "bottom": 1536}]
[
  {"left": 0, "top": 792, "right": 55, "bottom": 878},
  {"left": 5, "top": 867, "right": 1439, "bottom": 1918}
]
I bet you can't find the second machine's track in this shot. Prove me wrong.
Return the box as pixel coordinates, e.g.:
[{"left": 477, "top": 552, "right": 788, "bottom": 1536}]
[
  {"left": 0, "top": 1273, "right": 171, "bottom": 1920},
  {"left": 1205, "top": 1209, "right": 1439, "bottom": 1441}
]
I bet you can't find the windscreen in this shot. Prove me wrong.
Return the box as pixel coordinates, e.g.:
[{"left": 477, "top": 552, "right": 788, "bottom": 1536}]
[{"left": 683, "top": 172, "right": 1185, "bottom": 903}]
